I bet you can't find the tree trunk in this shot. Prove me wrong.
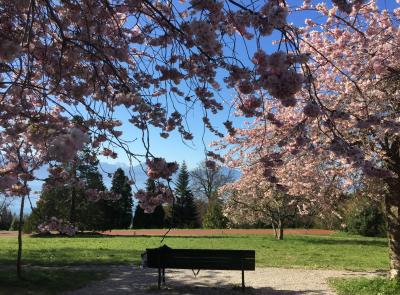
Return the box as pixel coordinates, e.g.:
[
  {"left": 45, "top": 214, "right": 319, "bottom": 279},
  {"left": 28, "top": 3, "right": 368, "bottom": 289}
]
[
  {"left": 277, "top": 220, "right": 284, "bottom": 240},
  {"left": 271, "top": 221, "right": 278, "bottom": 239},
  {"left": 385, "top": 193, "right": 400, "bottom": 279},
  {"left": 70, "top": 186, "right": 76, "bottom": 224},
  {"left": 17, "top": 195, "right": 25, "bottom": 279}
]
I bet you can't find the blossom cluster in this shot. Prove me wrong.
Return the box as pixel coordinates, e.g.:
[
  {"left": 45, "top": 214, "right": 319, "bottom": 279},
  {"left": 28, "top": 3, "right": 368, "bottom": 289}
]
[
  {"left": 146, "top": 158, "right": 179, "bottom": 179},
  {"left": 332, "top": 0, "right": 366, "bottom": 14},
  {"left": 249, "top": 51, "right": 305, "bottom": 109},
  {"left": 135, "top": 184, "right": 174, "bottom": 213},
  {"left": 48, "top": 128, "right": 89, "bottom": 162},
  {"left": 0, "top": 37, "right": 21, "bottom": 62},
  {"left": 85, "top": 189, "right": 121, "bottom": 202},
  {"left": 0, "top": 174, "right": 18, "bottom": 192},
  {"left": 38, "top": 217, "right": 78, "bottom": 236}
]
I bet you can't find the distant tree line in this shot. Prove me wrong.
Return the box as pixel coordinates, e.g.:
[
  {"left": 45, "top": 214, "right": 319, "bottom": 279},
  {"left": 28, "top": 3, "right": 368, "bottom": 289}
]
[
  {"left": 131, "top": 161, "right": 232, "bottom": 229},
  {"left": 3, "top": 157, "right": 384, "bottom": 237}
]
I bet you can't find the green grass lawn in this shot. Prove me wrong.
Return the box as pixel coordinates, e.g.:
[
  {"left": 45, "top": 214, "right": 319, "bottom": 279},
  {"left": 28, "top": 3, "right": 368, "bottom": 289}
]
[
  {"left": 0, "top": 232, "right": 389, "bottom": 271},
  {"left": 329, "top": 277, "right": 400, "bottom": 295},
  {"left": 0, "top": 269, "right": 107, "bottom": 295}
]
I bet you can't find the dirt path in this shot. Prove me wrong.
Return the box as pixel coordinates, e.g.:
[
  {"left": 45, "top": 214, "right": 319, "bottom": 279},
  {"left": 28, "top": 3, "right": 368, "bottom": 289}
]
[
  {"left": 100, "top": 229, "right": 335, "bottom": 237},
  {"left": 0, "top": 229, "right": 335, "bottom": 238},
  {"left": 60, "top": 265, "right": 381, "bottom": 295}
]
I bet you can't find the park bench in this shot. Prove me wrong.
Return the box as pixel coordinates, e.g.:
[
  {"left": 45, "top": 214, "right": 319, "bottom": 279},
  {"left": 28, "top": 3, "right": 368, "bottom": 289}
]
[{"left": 142, "top": 245, "right": 255, "bottom": 291}]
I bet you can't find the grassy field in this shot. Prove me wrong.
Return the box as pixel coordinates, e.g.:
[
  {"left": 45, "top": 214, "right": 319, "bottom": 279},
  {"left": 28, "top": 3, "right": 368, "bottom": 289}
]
[
  {"left": 0, "top": 233, "right": 389, "bottom": 271},
  {"left": 0, "top": 269, "right": 107, "bottom": 295},
  {"left": 329, "top": 277, "right": 400, "bottom": 295}
]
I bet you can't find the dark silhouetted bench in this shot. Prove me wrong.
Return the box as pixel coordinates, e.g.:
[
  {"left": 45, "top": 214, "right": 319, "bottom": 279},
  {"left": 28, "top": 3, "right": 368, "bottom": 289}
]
[{"left": 142, "top": 245, "right": 255, "bottom": 291}]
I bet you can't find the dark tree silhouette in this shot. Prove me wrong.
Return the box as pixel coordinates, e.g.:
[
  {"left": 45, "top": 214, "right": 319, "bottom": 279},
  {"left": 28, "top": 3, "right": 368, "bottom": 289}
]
[{"left": 174, "top": 162, "right": 199, "bottom": 228}]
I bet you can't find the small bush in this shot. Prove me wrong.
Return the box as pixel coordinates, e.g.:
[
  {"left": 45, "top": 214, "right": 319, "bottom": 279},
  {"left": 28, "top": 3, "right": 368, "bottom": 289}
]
[
  {"left": 345, "top": 201, "right": 386, "bottom": 237},
  {"left": 202, "top": 199, "right": 228, "bottom": 229}
]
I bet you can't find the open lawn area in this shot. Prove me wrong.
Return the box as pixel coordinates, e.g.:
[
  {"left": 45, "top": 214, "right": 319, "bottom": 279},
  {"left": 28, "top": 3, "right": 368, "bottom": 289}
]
[{"left": 0, "top": 233, "right": 389, "bottom": 271}]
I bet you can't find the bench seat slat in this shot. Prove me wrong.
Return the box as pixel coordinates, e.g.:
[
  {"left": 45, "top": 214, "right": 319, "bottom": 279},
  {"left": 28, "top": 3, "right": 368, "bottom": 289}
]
[{"left": 148, "top": 261, "right": 255, "bottom": 270}]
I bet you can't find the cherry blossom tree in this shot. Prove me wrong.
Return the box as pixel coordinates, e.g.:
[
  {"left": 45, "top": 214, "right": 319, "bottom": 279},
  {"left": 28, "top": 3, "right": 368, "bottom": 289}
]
[
  {"left": 0, "top": 0, "right": 381, "bottom": 278},
  {"left": 217, "top": 1, "right": 400, "bottom": 278},
  {"left": 221, "top": 169, "right": 300, "bottom": 240}
]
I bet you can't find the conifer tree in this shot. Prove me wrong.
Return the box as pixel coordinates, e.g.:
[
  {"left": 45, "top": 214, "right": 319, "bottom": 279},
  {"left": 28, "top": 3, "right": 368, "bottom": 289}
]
[
  {"left": 107, "top": 168, "right": 133, "bottom": 229},
  {"left": 174, "top": 162, "right": 199, "bottom": 228},
  {"left": 34, "top": 147, "right": 107, "bottom": 231}
]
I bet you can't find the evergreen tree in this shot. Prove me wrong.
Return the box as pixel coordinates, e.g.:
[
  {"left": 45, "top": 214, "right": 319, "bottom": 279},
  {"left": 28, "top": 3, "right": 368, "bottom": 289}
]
[
  {"left": 34, "top": 147, "right": 107, "bottom": 231},
  {"left": 76, "top": 147, "right": 107, "bottom": 230},
  {"left": 105, "top": 168, "right": 133, "bottom": 229},
  {"left": 174, "top": 162, "right": 199, "bottom": 228},
  {"left": 0, "top": 206, "right": 14, "bottom": 230},
  {"left": 132, "top": 178, "right": 165, "bottom": 228}
]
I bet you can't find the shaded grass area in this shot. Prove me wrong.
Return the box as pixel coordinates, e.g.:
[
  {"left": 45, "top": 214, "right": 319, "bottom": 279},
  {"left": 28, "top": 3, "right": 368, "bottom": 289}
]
[
  {"left": 0, "top": 269, "right": 107, "bottom": 295},
  {"left": 329, "top": 277, "right": 400, "bottom": 295},
  {"left": 0, "top": 232, "right": 389, "bottom": 271}
]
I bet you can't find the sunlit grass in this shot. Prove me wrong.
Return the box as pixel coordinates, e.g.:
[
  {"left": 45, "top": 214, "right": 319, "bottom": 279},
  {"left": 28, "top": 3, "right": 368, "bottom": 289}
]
[{"left": 329, "top": 277, "right": 400, "bottom": 295}]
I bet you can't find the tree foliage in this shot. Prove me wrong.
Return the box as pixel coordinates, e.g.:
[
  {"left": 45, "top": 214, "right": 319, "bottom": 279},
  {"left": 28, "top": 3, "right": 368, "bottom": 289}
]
[
  {"left": 0, "top": 205, "right": 14, "bottom": 230},
  {"left": 173, "top": 162, "right": 199, "bottom": 228},
  {"left": 104, "top": 168, "right": 133, "bottom": 230},
  {"left": 202, "top": 197, "right": 228, "bottom": 229}
]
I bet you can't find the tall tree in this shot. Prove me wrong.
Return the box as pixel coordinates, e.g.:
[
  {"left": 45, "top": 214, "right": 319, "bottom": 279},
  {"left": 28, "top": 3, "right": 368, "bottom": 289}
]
[
  {"left": 174, "top": 162, "right": 198, "bottom": 228},
  {"left": 105, "top": 168, "right": 133, "bottom": 229},
  {"left": 35, "top": 148, "right": 109, "bottom": 231},
  {"left": 217, "top": 3, "right": 400, "bottom": 278},
  {"left": 221, "top": 170, "right": 303, "bottom": 240}
]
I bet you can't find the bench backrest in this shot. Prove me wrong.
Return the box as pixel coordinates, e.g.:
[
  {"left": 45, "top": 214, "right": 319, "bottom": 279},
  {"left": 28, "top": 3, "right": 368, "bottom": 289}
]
[{"left": 146, "top": 245, "right": 255, "bottom": 270}]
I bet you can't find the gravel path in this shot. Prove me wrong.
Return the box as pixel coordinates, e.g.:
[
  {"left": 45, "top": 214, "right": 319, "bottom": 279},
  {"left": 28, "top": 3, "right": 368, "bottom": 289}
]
[{"left": 61, "top": 265, "right": 382, "bottom": 295}]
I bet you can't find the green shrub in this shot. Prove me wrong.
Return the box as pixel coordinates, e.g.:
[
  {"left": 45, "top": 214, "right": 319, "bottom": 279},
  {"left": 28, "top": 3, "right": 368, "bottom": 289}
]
[
  {"left": 202, "top": 198, "right": 228, "bottom": 229},
  {"left": 346, "top": 202, "right": 386, "bottom": 237},
  {"left": 8, "top": 217, "right": 19, "bottom": 231},
  {"left": 23, "top": 213, "right": 40, "bottom": 234}
]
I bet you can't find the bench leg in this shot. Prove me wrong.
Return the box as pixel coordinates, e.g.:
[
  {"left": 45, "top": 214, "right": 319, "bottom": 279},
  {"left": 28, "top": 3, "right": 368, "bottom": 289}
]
[
  {"left": 162, "top": 268, "right": 166, "bottom": 285},
  {"left": 242, "top": 269, "right": 245, "bottom": 292},
  {"left": 158, "top": 268, "right": 161, "bottom": 289}
]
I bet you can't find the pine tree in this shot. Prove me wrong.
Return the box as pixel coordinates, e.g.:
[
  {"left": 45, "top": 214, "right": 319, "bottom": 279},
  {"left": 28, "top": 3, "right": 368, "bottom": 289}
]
[
  {"left": 77, "top": 148, "right": 107, "bottom": 230},
  {"left": 107, "top": 168, "right": 133, "bottom": 229},
  {"left": 174, "top": 162, "right": 199, "bottom": 228},
  {"left": 132, "top": 178, "right": 165, "bottom": 228}
]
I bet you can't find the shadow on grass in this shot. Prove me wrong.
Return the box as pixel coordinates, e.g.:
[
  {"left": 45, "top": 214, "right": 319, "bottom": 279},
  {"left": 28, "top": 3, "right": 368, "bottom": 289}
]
[
  {"left": 30, "top": 233, "right": 260, "bottom": 239},
  {"left": 0, "top": 268, "right": 108, "bottom": 295},
  {"left": 0, "top": 248, "right": 143, "bottom": 266}
]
